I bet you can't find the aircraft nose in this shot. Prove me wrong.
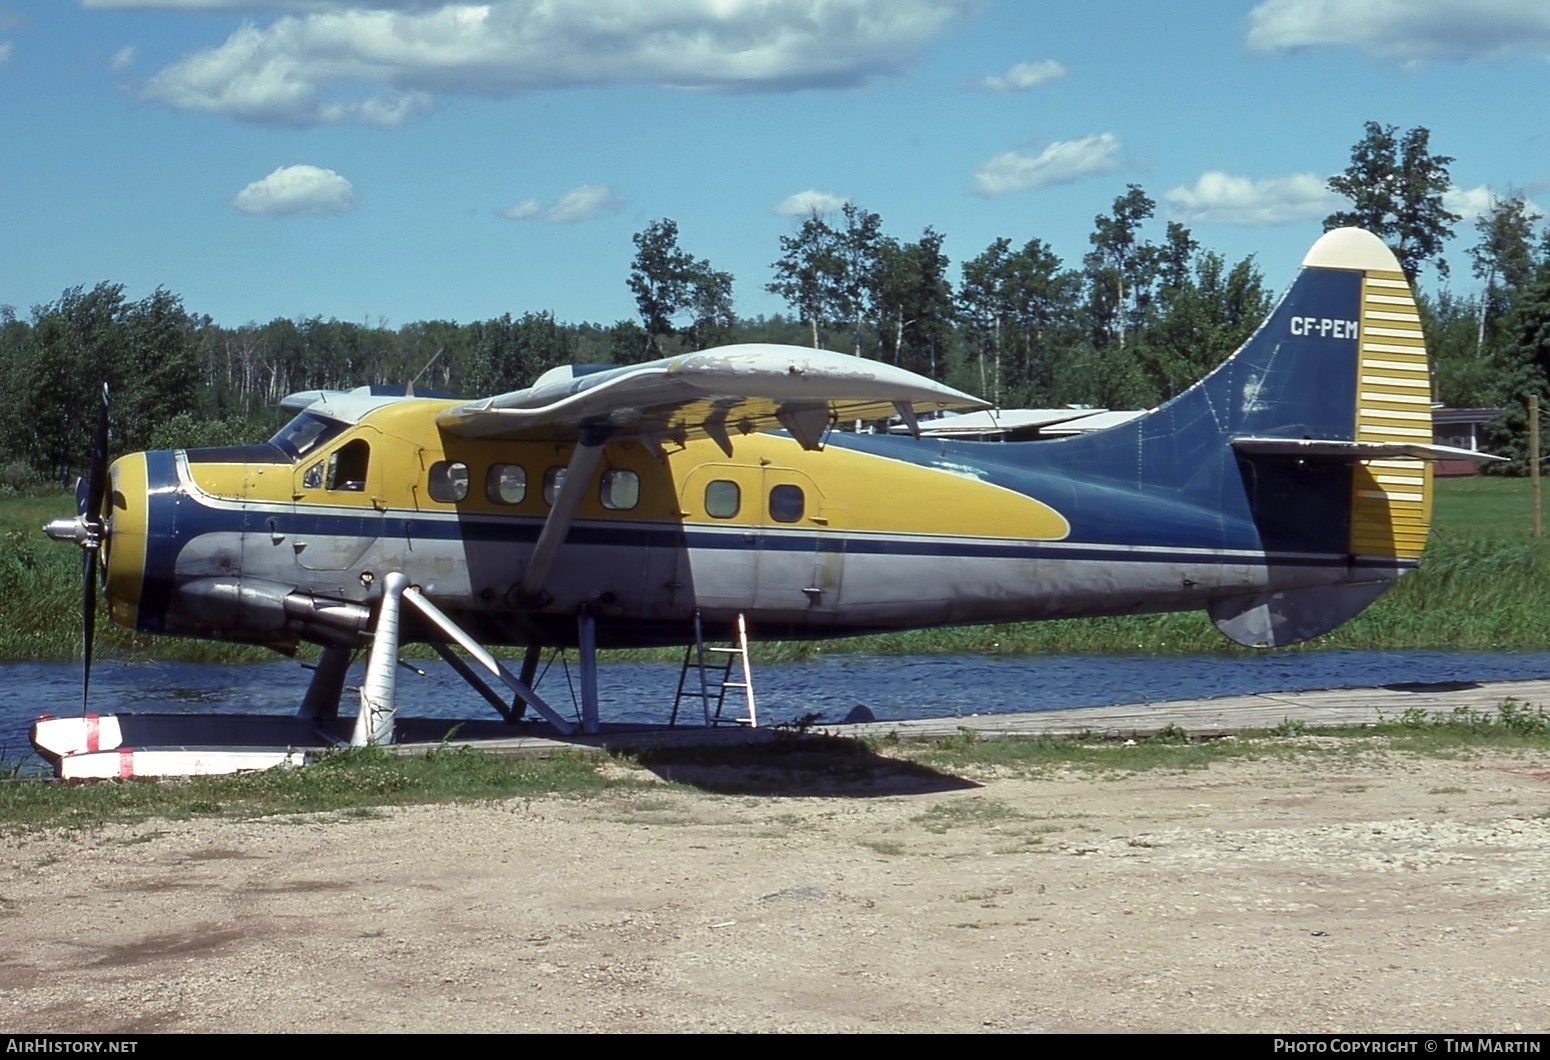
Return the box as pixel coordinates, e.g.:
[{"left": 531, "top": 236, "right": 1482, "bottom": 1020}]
[{"left": 103, "top": 452, "right": 150, "bottom": 631}]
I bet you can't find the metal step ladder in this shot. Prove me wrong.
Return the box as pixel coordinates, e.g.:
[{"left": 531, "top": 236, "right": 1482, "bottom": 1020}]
[{"left": 671, "top": 611, "right": 757, "bottom": 728}]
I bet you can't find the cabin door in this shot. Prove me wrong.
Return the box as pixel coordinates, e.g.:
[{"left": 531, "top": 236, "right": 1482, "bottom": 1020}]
[
  {"left": 678, "top": 462, "right": 845, "bottom": 616},
  {"left": 290, "top": 428, "right": 385, "bottom": 574},
  {"left": 753, "top": 465, "right": 844, "bottom": 614}
]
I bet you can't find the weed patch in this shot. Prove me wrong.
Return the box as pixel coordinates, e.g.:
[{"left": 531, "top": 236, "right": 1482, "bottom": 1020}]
[
  {"left": 914, "top": 798, "right": 1022, "bottom": 834},
  {"left": 1378, "top": 699, "right": 1550, "bottom": 750}
]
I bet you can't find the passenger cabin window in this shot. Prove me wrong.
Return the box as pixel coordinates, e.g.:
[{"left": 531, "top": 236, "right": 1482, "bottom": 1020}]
[
  {"left": 705, "top": 480, "right": 740, "bottom": 519},
  {"left": 487, "top": 464, "right": 526, "bottom": 504},
  {"left": 326, "top": 439, "right": 370, "bottom": 491},
  {"left": 428, "top": 460, "right": 469, "bottom": 503},
  {"left": 543, "top": 467, "right": 566, "bottom": 506},
  {"left": 769, "top": 484, "right": 805, "bottom": 523},
  {"left": 599, "top": 469, "right": 639, "bottom": 511}
]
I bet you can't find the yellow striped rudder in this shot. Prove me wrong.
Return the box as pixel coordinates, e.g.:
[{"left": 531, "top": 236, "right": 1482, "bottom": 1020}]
[{"left": 1350, "top": 267, "right": 1432, "bottom": 560}]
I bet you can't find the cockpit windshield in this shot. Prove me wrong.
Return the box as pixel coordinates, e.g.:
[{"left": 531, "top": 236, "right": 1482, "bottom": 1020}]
[{"left": 269, "top": 411, "right": 347, "bottom": 461}]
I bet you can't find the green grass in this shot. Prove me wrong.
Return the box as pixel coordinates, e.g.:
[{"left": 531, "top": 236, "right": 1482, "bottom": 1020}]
[
  {"left": 910, "top": 725, "right": 1263, "bottom": 775},
  {"left": 0, "top": 744, "right": 620, "bottom": 833},
  {"left": 5, "top": 475, "right": 1549, "bottom": 662},
  {"left": 1431, "top": 475, "right": 1540, "bottom": 540}
]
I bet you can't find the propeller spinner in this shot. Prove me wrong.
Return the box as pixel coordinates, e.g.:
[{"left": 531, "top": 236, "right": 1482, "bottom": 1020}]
[{"left": 42, "top": 384, "right": 111, "bottom": 709}]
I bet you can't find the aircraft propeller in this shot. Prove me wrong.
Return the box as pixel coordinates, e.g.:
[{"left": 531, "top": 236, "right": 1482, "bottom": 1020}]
[{"left": 43, "top": 383, "right": 110, "bottom": 710}]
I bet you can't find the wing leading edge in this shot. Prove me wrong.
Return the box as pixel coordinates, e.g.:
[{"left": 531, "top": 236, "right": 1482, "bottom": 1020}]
[{"left": 435, "top": 343, "right": 988, "bottom": 454}]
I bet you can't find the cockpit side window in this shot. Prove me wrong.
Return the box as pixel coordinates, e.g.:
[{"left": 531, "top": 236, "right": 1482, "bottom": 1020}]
[
  {"left": 270, "top": 411, "right": 347, "bottom": 460},
  {"left": 326, "top": 439, "right": 370, "bottom": 492}
]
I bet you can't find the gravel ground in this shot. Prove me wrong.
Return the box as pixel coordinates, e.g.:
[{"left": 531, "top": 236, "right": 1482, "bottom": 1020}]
[{"left": 4, "top": 743, "right": 1549, "bottom": 1033}]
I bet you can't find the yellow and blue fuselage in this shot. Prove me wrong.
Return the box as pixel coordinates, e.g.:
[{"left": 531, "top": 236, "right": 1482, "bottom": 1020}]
[{"left": 98, "top": 236, "right": 1431, "bottom": 652}]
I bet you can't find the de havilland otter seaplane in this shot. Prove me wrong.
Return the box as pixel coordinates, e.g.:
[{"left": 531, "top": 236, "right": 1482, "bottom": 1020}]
[{"left": 31, "top": 228, "right": 1490, "bottom": 777}]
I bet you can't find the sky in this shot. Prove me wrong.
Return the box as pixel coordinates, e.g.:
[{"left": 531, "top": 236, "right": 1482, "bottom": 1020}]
[{"left": 3, "top": 0, "right": 1549, "bottom": 333}]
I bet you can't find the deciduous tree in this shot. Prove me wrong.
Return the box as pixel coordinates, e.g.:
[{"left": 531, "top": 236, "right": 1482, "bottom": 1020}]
[
  {"left": 1325, "top": 121, "right": 1460, "bottom": 283},
  {"left": 959, "top": 236, "right": 1079, "bottom": 404},
  {"left": 1483, "top": 256, "right": 1550, "bottom": 472},
  {"left": 1142, "top": 250, "right": 1270, "bottom": 399},
  {"left": 1468, "top": 192, "right": 1541, "bottom": 354},
  {"left": 627, "top": 219, "right": 736, "bottom": 358},
  {"left": 873, "top": 227, "right": 954, "bottom": 379},
  {"left": 767, "top": 210, "right": 840, "bottom": 349},
  {"left": 834, "top": 203, "right": 884, "bottom": 357},
  {"left": 1083, "top": 184, "right": 1159, "bottom": 352}
]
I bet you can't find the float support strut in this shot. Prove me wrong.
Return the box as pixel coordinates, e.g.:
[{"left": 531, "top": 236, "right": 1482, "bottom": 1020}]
[
  {"left": 402, "top": 586, "right": 574, "bottom": 735},
  {"left": 298, "top": 643, "right": 353, "bottom": 723},
  {"left": 577, "top": 608, "right": 599, "bottom": 734},
  {"left": 353, "top": 572, "right": 408, "bottom": 746}
]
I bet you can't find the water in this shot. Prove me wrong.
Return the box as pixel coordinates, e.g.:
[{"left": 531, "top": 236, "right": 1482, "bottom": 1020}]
[{"left": 5, "top": 650, "right": 1550, "bottom": 767}]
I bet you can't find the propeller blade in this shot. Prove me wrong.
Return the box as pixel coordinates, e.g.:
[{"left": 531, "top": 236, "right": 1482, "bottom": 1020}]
[
  {"left": 83, "top": 548, "right": 98, "bottom": 710},
  {"left": 84, "top": 383, "right": 109, "bottom": 525},
  {"left": 81, "top": 383, "right": 108, "bottom": 710}
]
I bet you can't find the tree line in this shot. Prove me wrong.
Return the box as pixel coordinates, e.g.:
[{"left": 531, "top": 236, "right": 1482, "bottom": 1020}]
[{"left": 5, "top": 120, "right": 1550, "bottom": 486}]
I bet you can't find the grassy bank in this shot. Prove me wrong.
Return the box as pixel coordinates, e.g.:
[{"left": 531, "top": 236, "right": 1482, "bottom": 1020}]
[
  {"left": 3, "top": 703, "right": 1548, "bottom": 830},
  {"left": 2, "top": 474, "right": 1545, "bottom": 663}
]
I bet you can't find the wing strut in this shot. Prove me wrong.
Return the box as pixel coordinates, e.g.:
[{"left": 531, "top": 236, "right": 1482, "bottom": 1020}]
[{"left": 515, "top": 431, "right": 608, "bottom": 605}]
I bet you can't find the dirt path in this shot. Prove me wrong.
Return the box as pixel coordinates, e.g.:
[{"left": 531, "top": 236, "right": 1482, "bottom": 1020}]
[{"left": 4, "top": 744, "right": 1549, "bottom": 1033}]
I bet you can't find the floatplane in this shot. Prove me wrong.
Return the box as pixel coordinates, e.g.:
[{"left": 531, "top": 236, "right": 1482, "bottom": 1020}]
[{"left": 31, "top": 228, "right": 1490, "bottom": 777}]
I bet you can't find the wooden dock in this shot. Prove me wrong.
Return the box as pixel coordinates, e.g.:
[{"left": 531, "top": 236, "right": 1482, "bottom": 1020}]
[
  {"left": 392, "top": 676, "right": 1550, "bottom": 755},
  {"left": 38, "top": 676, "right": 1550, "bottom": 777},
  {"left": 819, "top": 676, "right": 1550, "bottom": 742}
]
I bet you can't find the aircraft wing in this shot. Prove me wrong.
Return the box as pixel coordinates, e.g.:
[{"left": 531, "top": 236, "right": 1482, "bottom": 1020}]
[{"left": 435, "top": 343, "right": 988, "bottom": 453}]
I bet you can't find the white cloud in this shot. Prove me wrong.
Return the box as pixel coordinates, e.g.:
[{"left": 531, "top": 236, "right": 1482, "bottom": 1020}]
[
  {"left": 971, "top": 133, "right": 1121, "bottom": 197},
  {"left": 1246, "top": 0, "right": 1550, "bottom": 63},
  {"left": 772, "top": 189, "right": 849, "bottom": 216},
  {"left": 499, "top": 184, "right": 623, "bottom": 223},
  {"left": 83, "top": 1, "right": 424, "bottom": 8},
  {"left": 133, "top": 0, "right": 977, "bottom": 126},
  {"left": 1164, "top": 174, "right": 1542, "bottom": 229},
  {"left": 1164, "top": 171, "right": 1340, "bottom": 225},
  {"left": 979, "top": 58, "right": 1065, "bottom": 91},
  {"left": 0, "top": 7, "right": 20, "bottom": 62},
  {"left": 1438, "top": 185, "right": 1537, "bottom": 223},
  {"left": 232, "top": 164, "right": 357, "bottom": 216},
  {"left": 109, "top": 45, "right": 137, "bottom": 71},
  {"left": 1444, "top": 184, "right": 1510, "bottom": 221}
]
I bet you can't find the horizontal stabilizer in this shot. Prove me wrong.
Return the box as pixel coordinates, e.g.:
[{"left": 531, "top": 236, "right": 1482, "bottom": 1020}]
[{"left": 1232, "top": 437, "right": 1506, "bottom": 463}]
